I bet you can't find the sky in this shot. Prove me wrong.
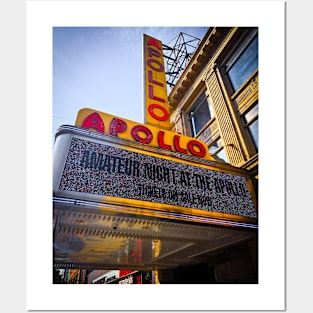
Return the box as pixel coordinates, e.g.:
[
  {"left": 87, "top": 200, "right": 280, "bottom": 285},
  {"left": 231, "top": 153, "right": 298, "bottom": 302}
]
[{"left": 53, "top": 27, "right": 209, "bottom": 142}]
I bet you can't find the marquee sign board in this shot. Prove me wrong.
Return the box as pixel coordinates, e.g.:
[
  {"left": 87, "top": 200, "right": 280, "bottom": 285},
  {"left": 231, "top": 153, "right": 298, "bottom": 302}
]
[{"left": 53, "top": 125, "right": 257, "bottom": 224}]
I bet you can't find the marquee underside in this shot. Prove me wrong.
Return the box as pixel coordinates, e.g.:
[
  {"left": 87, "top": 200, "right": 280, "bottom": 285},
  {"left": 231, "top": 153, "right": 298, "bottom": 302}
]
[{"left": 53, "top": 197, "right": 256, "bottom": 270}]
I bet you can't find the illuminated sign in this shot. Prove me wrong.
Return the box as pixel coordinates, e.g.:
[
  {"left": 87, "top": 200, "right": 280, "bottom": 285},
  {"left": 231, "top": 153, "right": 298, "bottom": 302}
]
[
  {"left": 119, "top": 269, "right": 134, "bottom": 278},
  {"left": 119, "top": 275, "right": 134, "bottom": 284},
  {"left": 143, "top": 34, "right": 171, "bottom": 130},
  {"left": 54, "top": 127, "right": 257, "bottom": 222},
  {"left": 111, "top": 271, "right": 148, "bottom": 284},
  {"left": 108, "top": 271, "right": 151, "bottom": 284},
  {"left": 75, "top": 108, "right": 215, "bottom": 161}
]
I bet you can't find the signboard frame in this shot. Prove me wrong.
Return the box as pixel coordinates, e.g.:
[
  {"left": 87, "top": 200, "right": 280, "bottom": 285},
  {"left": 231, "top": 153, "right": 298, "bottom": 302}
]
[{"left": 53, "top": 125, "right": 258, "bottom": 225}]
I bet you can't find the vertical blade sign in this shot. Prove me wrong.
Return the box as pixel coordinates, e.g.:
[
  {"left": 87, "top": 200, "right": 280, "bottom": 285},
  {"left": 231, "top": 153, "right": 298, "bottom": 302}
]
[{"left": 144, "top": 34, "right": 171, "bottom": 130}]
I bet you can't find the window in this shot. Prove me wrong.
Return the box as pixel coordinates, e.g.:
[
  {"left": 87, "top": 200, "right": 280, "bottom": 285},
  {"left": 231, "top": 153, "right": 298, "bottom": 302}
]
[
  {"left": 189, "top": 92, "right": 214, "bottom": 137},
  {"left": 225, "top": 32, "right": 258, "bottom": 92},
  {"left": 243, "top": 103, "right": 258, "bottom": 151},
  {"left": 209, "top": 138, "right": 227, "bottom": 162}
]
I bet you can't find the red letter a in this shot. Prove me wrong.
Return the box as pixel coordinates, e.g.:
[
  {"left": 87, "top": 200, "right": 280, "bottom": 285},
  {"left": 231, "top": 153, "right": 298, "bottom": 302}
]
[
  {"left": 81, "top": 112, "right": 104, "bottom": 133},
  {"left": 147, "top": 38, "right": 161, "bottom": 50}
]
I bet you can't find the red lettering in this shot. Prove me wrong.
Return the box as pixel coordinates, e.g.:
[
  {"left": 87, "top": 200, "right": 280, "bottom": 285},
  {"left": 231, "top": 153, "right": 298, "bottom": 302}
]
[
  {"left": 81, "top": 112, "right": 104, "bottom": 133},
  {"left": 148, "top": 70, "right": 163, "bottom": 86},
  {"left": 147, "top": 38, "right": 161, "bottom": 50},
  {"left": 79, "top": 112, "right": 208, "bottom": 160},
  {"left": 120, "top": 269, "right": 133, "bottom": 278},
  {"left": 148, "top": 47, "right": 161, "bottom": 58},
  {"left": 109, "top": 118, "right": 127, "bottom": 136},
  {"left": 174, "top": 135, "right": 187, "bottom": 154},
  {"left": 148, "top": 85, "right": 165, "bottom": 103},
  {"left": 131, "top": 125, "right": 153, "bottom": 144},
  {"left": 136, "top": 275, "right": 141, "bottom": 284},
  {"left": 157, "top": 131, "right": 172, "bottom": 150},
  {"left": 187, "top": 140, "right": 206, "bottom": 157},
  {"left": 147, "top": 59, "right": 164, "bottom": 72},
  {"left": 148, "top": 104, "right": 169, "bottom": 121}
]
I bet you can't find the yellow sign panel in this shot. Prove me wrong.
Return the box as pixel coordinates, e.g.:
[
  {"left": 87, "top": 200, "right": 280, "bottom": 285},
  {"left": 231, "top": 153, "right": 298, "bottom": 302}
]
[
  {"left": 143, "top": 34, "right": 171, "bottom": 130},
  {"left": 75, "top": 108, "right": 215, "bottom": 161}
]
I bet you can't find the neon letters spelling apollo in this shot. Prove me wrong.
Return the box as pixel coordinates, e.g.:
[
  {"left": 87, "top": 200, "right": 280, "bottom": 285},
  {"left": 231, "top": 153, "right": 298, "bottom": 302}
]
[
  {"left": 75, "top": 108, "right": 215, "bottom": 161},
  {"left": 143, "top": 35, "right": 171, "bottom": 130}
]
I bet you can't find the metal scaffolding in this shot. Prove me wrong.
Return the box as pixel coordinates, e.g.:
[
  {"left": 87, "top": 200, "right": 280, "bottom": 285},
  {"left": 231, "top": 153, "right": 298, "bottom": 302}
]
[{"left": 162, "top": 32, "right": 202, "bottom": 90}]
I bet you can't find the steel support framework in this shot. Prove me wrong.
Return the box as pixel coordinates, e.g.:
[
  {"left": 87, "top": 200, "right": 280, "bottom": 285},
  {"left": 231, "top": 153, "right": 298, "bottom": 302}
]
[{"left": 162, "top": 32, "right": 201, "bottom": 90}]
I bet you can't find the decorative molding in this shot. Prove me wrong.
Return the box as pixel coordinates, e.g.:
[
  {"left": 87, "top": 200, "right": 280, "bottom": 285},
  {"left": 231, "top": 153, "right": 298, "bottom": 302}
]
[
  {"left": 204, "top": 63, "right": 217, "bottom": 82},
  {"left": 170, "top": 108, "right": 182, "bottom": 124},
  {"left": 235, "top": 76, "right": 258, "bottom": 105},
  {"left": 198, "top": 128, "right": 212, "bottom": 143},
  {"left": 197, "top": 122, "right": 218, "bottom": 144}
]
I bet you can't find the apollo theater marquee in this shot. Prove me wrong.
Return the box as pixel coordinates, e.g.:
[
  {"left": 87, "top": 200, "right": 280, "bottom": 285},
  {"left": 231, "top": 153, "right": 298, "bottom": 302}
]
[{"left": 53, "top": 35, "right": 258, "bottom": 272}]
